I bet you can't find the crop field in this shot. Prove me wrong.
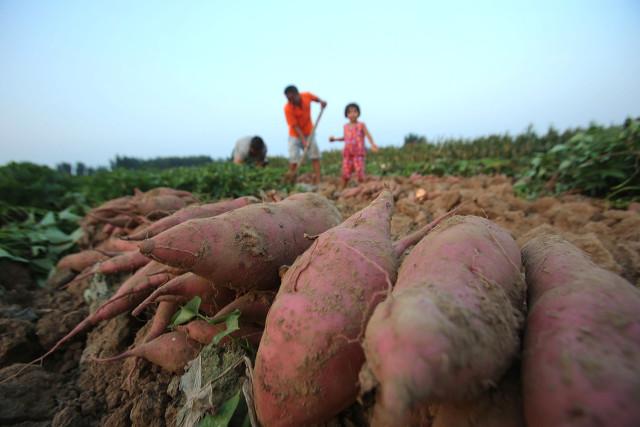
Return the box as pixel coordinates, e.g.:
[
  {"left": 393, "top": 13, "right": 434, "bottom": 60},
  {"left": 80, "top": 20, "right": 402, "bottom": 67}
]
[{"left": 0, "top": 119, "right": 638, "bottom": 426}]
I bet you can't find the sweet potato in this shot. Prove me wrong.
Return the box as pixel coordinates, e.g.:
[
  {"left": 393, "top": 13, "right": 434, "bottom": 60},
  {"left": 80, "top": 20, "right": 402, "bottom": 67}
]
[
  {"left": 253, "top": 191, "right": 453, "bottom": 427},
  {"left": 95, "top": 250, "right": 151, "bottom": 275},
  {"left": 361, "top": 216, "right": 524, "bottom": 426},
  {"left": 96, "top": 237, "right": 140, "bottom": 253},
  {"left": 139, "top": 192, "right": 342, "bottom": 292},
  {"left": 521, "top": 232, "right": 640, "bottom": 427},
  {"left": 211, "top": 290, "right": 275, "bottom": 326},
  {"left": 125, "top": 196, "right": 259, "bottom": 241},
  {"left": 176, "top": 319, "right": 262, "bottom": 348},
  {"left": 134, "top": 194, "right": 189, "bottom": 219},
  {"left": 94, "top": 331, "right": 201, "bottom": 373},
  {"left": 85, "top": 195, "right": 133, "bottom": 219},
  {"left": 69, "top": 250, "right": 151, "bottom": 286},
  {"left": 56, "top": 250, "right": 110, "bottom": 272},
  {"left": 136, "top": 187, "right": 195, "bottom": 200},
  {"left": 144, "top": 301, "right": 179, "bottom": 343},
  {"left": 87, "top": 212, "right": 140, "bottom": 228},
  {"left": 431, "top": 364, "right": 525, "bottom": 427},
  {"left": 33, "top": 260, "right": 178, "bottom": 362},
  {"left": 132, "top": 272, "right": 236, "bottom": 317}
]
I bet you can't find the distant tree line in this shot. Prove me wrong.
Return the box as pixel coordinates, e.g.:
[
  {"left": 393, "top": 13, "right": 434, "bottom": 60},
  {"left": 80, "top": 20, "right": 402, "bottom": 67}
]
[
  {"left": 55, "top": 155, "right": 214, "bottom": 175},
  {"left": 55, "top": 162, "right": 109, "bottom": 176},
  {"left": 110, "top": 155, "right": 213, "bottom": 170}
]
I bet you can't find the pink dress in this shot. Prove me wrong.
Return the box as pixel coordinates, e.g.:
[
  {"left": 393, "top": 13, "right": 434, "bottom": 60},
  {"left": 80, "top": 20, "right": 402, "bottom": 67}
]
[{"left": 342, "top": 122, "right": 366, "bottom": 181}]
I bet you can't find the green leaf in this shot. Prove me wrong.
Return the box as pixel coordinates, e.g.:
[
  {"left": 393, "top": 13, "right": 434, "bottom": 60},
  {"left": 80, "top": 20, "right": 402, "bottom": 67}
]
[
  {"left": 26, "top": 231, "right": 47, "bottom": 243},
  {"left": 39, "top": 211, "right": 56, "bottom": 226},
  {"left": 212, "top": 310, "right": 241, "bottom": 345},
  {"left": 69, "top": 228, "right": 84, "bottom": 242},
  {"left": 43, "top": 228, "right": 73, "bottom": 244},
  {"left": 59, "top": 209, "right": 81, "bottom": 222},
  {"left": 50, "top": 241, "right": 76, "bottom": 254},
  {"left": 549, "top": 144, "right": 567, "bottom": 153},
  {"left": 198, "top": 391, "right": 241, "bottom": 427},
  {"left": 31, "top": 245, "right": 47, "bottom": 256},
  {"left": 0, "top": 247, "right": 29, "bottom": 263},
  {"left": 558, "top": 159, "right": 571, "bottom": 170},
  {"left": 32, "top": 257, "right": 54, "bottom": 272},
  {"left": 170, "top": 296, "right": 202, "bottom": 327}
]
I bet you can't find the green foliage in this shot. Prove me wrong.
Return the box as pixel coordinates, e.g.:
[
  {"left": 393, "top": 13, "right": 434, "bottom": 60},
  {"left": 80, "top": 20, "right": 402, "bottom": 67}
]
[
  {"left": 71, "top": 162, "right": 292, "bottom": 206},
  {"left": 198, "top": 391, "right": 243, "bottom": 427},
  {"left": 170, "top": 296, "right": 203, "bottom": 327},
  {"left": 514, "top": 119, "right": 640, "bottom": 200},
  {"left": 0, "top": 118, "right": 636, "bottom": 284},
  {"left": 0, "top": 207, "right": 84, "bottom": 285},
  {"left": 170, "top": 296, "right": 241, "bottom": 346},
  {"left": 0, "top": 162, "right": 76, "bottom": 211}
]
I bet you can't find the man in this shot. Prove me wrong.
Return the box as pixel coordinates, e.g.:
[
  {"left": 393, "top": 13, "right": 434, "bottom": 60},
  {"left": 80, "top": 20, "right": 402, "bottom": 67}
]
[
  {"left": 283, "top": 85, "right": 327, "bottom": 183},
  {"left": 232, "top": 135, "right": 267, "bottom": 167}
]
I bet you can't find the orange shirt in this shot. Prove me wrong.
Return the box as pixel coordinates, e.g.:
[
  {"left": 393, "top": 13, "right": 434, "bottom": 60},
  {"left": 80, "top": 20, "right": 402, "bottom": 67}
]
[{"left": 284, "top": 92, "right": 319, "bottom": 137}]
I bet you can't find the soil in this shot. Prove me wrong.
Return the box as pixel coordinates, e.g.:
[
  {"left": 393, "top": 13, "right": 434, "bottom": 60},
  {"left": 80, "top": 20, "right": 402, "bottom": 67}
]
[{"left": 0, "top": 174, "right": 638, "bottom": 426}]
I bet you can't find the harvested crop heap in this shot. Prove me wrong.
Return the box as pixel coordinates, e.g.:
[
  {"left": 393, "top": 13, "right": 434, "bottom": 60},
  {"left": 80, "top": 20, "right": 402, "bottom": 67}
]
[{"left": 1, "top": 177, "right": 639, "bottom": 427}]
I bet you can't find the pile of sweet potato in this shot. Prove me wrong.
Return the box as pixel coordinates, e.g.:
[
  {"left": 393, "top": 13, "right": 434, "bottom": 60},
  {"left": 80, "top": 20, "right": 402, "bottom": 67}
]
[
  {"left": 42, "top": 189, "right": 342, "bottom": 375},
  {"left": 253, "top": 192, "right": 639, "bottom": 427},
  {"left": 39, "top": 187, "right": 640, "bottom": 426}
]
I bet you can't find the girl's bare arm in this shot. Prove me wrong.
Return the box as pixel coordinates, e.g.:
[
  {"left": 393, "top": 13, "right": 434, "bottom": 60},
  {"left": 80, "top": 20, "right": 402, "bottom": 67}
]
[{"left": 363, "top": 124, "right": 379, "bottom": 151}]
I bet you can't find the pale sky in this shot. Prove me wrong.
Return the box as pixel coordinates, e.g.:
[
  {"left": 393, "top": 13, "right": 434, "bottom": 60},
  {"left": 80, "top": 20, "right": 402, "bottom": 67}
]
[{"left": 1, "top": 0, "right": 639, "bottom": 168}]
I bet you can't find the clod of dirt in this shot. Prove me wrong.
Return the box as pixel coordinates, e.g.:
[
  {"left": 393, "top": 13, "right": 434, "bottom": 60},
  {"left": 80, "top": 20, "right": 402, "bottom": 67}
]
[
  {"left": 0, "top": 364, "right": 62, "bottom": 425},
  {"left": 0, "top": 318, "right": 41, "bottom": 365}
]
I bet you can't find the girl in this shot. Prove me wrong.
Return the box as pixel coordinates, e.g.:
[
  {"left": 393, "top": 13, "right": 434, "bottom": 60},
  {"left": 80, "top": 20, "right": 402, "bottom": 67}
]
[{"left": 329, "top": 102, "right": 378, "bottom": 188}]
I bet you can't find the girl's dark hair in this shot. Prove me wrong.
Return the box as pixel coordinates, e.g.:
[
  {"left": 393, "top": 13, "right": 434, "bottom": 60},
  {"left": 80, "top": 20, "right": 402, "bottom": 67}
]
[{"left": 344, "top": 103, "right": 360, "bottom": 117}]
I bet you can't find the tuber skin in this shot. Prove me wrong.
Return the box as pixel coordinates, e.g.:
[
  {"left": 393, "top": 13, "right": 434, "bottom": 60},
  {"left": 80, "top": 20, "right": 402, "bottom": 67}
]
[
  {"left": 132, "top": 272, "right": 236, "bottom": 317},
  {"left": 176, "top": 319, "right": 263, "bottom": 348},
  {"left": 143, "top": 301, "right": 179, "bottom": 343},
  {"left": 431, "top": 363, "right": 525, "bottom": 427},
  {"left": 361, "top": 215, "right": 524, "bottom": 427},
  {"left": 253, "top": 191, "right": 454, "bottom": 427},
  {"left": 56, "top": 249, "right": 110, "bottom": 272},
  {"left": 68, "top": 250, "right": 151, "bottom": 287},
  {"left": 521, "top": 232, "right": 640, "bottom": 427},
  {"left": 93, "top": 331, "right": 201, "bottom": 373},
  {"left": 139, "top": 192, "right": 342, "bottom": 292},
  {"left": 29, "top": 260, "right": 178, "bottom": 363},
  {"left": 125, "top": 196, "right": 259, "bottom": 241},
  {"left": 211, "top": 290, "right": 275, "bottom": 326}
]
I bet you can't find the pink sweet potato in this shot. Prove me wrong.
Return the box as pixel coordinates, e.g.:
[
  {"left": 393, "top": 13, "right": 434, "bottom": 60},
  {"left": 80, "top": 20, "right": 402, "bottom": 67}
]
[
  {"left": 144, "top": 301, "right": 179, "bottom": 343},
  {"left": 95, "top": 250, "right": 151, "bottom": 275},
  {"left": 253, "top": 191, "right": 453, "bottom": 427},
  {"left": 211, "top": 290, "right": 275, "bottom": 326},
  {"left": 176, "top": 319, "right": 262, "bottom": 348},
  {"left": 521, "top": 232, "right": 640, "bottom": 427},
  {"left": 94, "top": 331, "right": 201, "bottom": 373},
  {"left": 132, "top": 272, "right": 237, "bottom": 317},
  {"left": 69, "top": 250, "right": 151, "bottom": 286},
  {"left": 125, "top": 196, "right": 259, "bottom": 241},
  {"left": 431, "top": 364, "right": 525, "bottom": 427},
  {"left": 134, "top": 194, "right": 189, "bottom": 219},
  {"left": 139, "top": 192, "right": 342, "bottom": 292},
  {"left": 33, "top": 260, "right": 178, "bottom": 362},
  {"left": 361, "top": 216, "right": 524, "bottom": 427},
  {"left": 87, "top": 212, "right": 140, "bottom": 228},
  {"left": 56, "top": 250, "right": 110, "bottom": 272},
  {"left": 96, "top": 237, "right": 140, "bottom": 253}
]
